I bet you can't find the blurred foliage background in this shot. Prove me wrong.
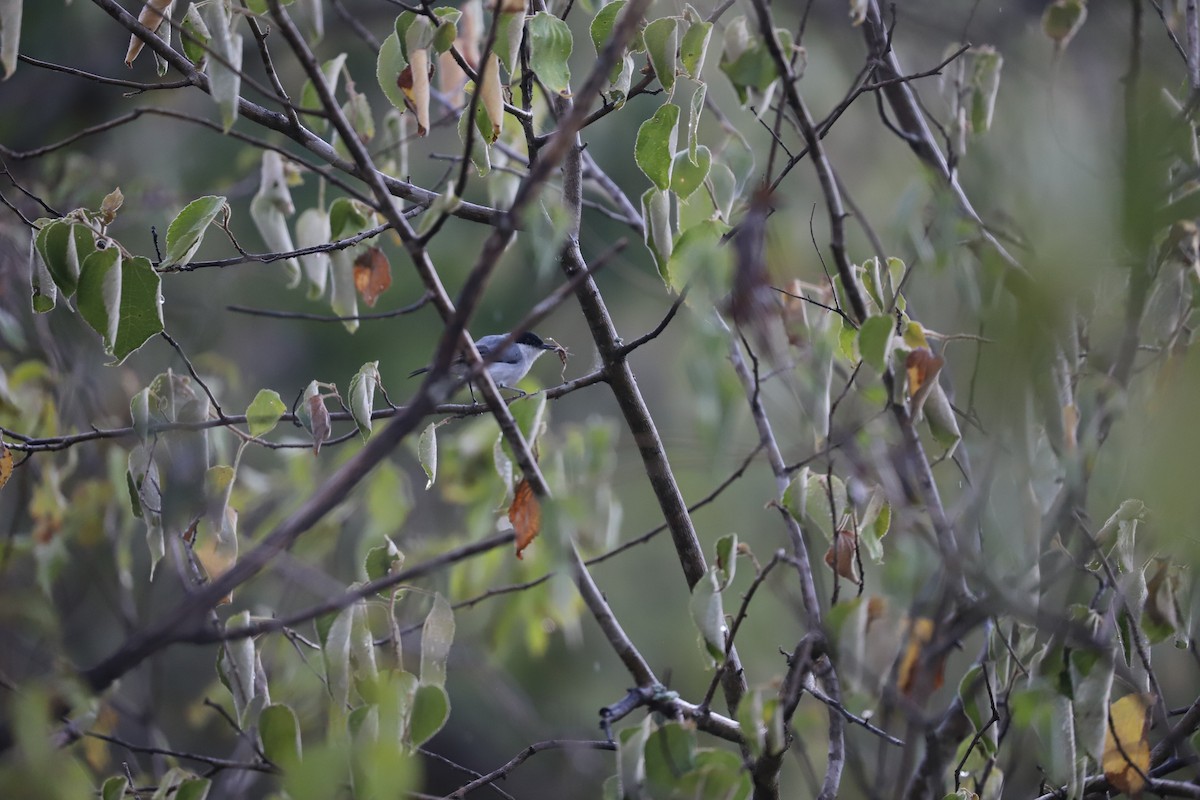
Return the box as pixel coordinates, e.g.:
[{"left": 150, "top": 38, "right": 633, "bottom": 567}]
[{"left": 2, "top": 0, "right": 1199, "bottom": 798}]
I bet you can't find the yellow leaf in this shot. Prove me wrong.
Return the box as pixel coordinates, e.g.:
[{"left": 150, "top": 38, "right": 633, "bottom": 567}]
[
  {"left": 897, "top": 617, "right": 944, "bottom": 696},
  {"left": 1104, "top": 693, "right": 1152, "bottom": 797},
  {"left": 125, "top": 0, "right": 173, "bottom": 67}
]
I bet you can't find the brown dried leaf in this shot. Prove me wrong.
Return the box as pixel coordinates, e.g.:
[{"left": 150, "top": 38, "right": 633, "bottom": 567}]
[
  {"left": 0, "top": 442, "right": 12, "bottom": 492},
  {"left": 353, "top": 246, "right": 392, "bottom": 307},
  {"left": 100, "top": 187, "right": 124, "bottom": 225},
  {"left": 493, "top": 0, "right": 526, "bottom": 11},
  {"left": 308, "top": 394, "right": 331, "bottom": 455},
  {"left": 1103, "top": 693, "right": 1152, "bottom": 797},
  {"left": 509, "top": 478, "right": 541, "bottom": 559},
  {"left": 823, "top": 528, "right": 861, "bottom": 585}
]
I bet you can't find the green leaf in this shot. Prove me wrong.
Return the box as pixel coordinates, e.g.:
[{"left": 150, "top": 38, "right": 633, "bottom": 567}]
[
  {"left": 856, "top": 314, "right": 893, "bottom": 372},
  {"left": 969, "top": 46, "right": 1002, "bottom": 133},
  {"left": 76, "top": 251, "right": 164, "bottom": 364},
  {"left": 643, "top": 17, "right": 678, "bottom": 95},
  {"left": 490, "top": 12, "right": 521, "bottom": 75},
  {"left": 408, "top": 683, "right": 449, "bottom": 747},
  {"left": 101, "top": 776, "right": 129, "bottom": 800},
  {"left": 300, "top": 53, "right": 348, "bottom": 115},
  {"left": 295, "top": 207, "right": 331, "bottom": 299},
  {"left": 162, "top": 195, "right": 228, "bottom": 268},
  {"left": 328, "top": 197, "right": 371, "bottom": 240},
  {"left": 1, "top": 0, "right": 22, "bottom": 79},
  {"left": 376, "top": 32, "right": 408, "bottom": 111},
  {"left": 680, "top": 19, "right": 713, "bottom": 78},
  {"left": 635, "top": 103, "right": 681, "bottom": 190},
  {"left": 29, "top": 229, "right": 56, "bottom": 312},
  {"left": 706, "top": 160, "right": 736, "bottom": 221},
  {"left": 420, "top": 593, "right": 455, "bottom": 688},
  {"left": 687, "top": 82, "right": 706, "bottom": 163},
  {"left": 689, "top": 568, "right": 726, "bottom": 664},
  {"left": 528, "top": 12, "right": 573, "bottom": 96},
  {"left": 431, "top": 8, "right": 461, "bottom": 54},
  {"left": 641, "top": 187, "right": 673, "bottom": 276},
  {"left": 590, "top": 1, "right": 627, "bottom": 56},
  {"left": 418, "top": 422, "right": 437, "bottom": 490},
  {"left": 322, "top": 606, "right": 354, "bottom": 712},
  {"left": 715, "top": 532, "right": 737, "bottom": 589},
  {"left": 218, "top": 611, "right": 257, "bottom": 725},
  {"left": 671, "top": 146, "right": 711, "bottom": 200},
  {"left": 719, "top": 17, "right": 782, "bottom": 102},
  {"left": 180, "top": 4, "right": 211, "bottom": 65},
  {"left": 643, "top": 723, "right": 697, "bottom": 797},
  {"left": 245, "top": 388, "right": 285, "bottom": 437},
  {"left": 35, "top": 220, "right": 96, "bottom": 297},
  {"left": 348, "top": 361, "right": 379, "bottom": 439},
  {"left": 174, "top": 778, "right": 211, "bottom": 800},
  {"left": 364, "top": 538, "right": 403, "bottom": 583}
]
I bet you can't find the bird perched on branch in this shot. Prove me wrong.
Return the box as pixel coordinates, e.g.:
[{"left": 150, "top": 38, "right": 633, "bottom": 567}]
[{"left": 409, "top": 331, "right": 559, "bottom": 400}]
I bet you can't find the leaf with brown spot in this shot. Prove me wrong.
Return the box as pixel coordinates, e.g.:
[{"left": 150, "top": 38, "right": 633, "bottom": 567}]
[
  {"left": 353, "top": 246, "right": 392, "bottom": 307},
  {"left": 905, "top": 347, "right": 945, "bottom": 418},
  {"left": 896, "top": 617, "right": 945, "bottom": 696},
  {"left": 509, "top": 479, "right": 541, "bottom": 559},
  {"left": 1103, "top": 693, "right": 1152, "bottom": 797},
  {"left": 0, "top": 442, "right": 12, "bottom": 491},
  {"left": 824, "top": 528, "right": 861, "bottom": 585},
  {"left": 308, "top": 394, "right": 331, "bottom": 455}
]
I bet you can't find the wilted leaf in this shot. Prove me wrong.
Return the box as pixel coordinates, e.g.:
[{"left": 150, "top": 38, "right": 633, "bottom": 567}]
[
  {"left": 125, "top": 0, "right": 173, "bottom": 67},
  {"left": 352, "top": 247, "right": 391, "bottom": 307},
  {"left": 824, "top": 528, "right": 861, "bottom": 585},
  {"left": 1, "top": 0, "right": 23, "bottom": 79},
  {"left": 509, "top": 479, "right": 541, "bottom": 558},
  {"left": 1103, "top": 693, "right": 1151, "bottom": 797},
  {"left": 690, "top": 568, "right": 726, "bottom": 664},
  {"left": 295, "top": 207, "right": 331, "bottom": 299},
  {"left": 304, "top": 394, "right": 330, "bottom": 455},
  {"left": 100, "top": 187, "right": 124, "bottom": 225},
  {"left": 250, "top": 153, "right": 300, "bottom": 285}
]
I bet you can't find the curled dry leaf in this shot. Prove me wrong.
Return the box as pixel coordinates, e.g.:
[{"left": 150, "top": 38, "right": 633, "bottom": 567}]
[
  {"left": 823, "top": 528, "right": 861, "bottom": 585},
  {"left": 509, "top": 478, "right": 541, "bottom": 559},
  {"left": 308, "top": 394, "right": 331, "bottom": 455},
  {"left": 352, "top": 246, "right": 392, "bottom": 307},
  {"left": 493, "top": 0, "right": 526, "bottom": 12},
  {"left": 402, "top": 49, "right": 432, "bottom": 136},
  {"left": 126, "top": 0, "right": 174, "bottom": 67}
]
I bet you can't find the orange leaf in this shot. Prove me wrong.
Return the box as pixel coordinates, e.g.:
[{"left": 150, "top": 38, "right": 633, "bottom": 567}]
[
  {"left": 897, "top": 617, "right": 945, "bottom": 696},
  {"left": 905, "top": 347, "right": 945, "bottom": 396},
  {"left": 509, "top": 479, "right": 541, "bottom": 559},
  {"left": 1104, "top": 693, "right": 1152, "bottom": 797},
  {"left": 0, "top": 442, "right": 12, "bottom": 491},
  {"left": 353, "top": 246, "right": 392, "bottom": 307},
  {"left": 823, "top": 528, "right": 861, "bottom": 584}
]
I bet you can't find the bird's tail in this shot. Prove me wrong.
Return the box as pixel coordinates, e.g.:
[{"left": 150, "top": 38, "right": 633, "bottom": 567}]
[{"left": 408, "top": 366, "right": 430, "bottom": 378}]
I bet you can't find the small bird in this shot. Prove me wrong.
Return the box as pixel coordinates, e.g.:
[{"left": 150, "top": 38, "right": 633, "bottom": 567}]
[{"left": 409, "top": 331, "right": 558, "bottom": 400}]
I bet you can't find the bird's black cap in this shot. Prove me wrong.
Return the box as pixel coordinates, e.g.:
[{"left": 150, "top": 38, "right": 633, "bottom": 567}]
[{"left": 517, "top": 331, "right": 555, "bottom": 349}]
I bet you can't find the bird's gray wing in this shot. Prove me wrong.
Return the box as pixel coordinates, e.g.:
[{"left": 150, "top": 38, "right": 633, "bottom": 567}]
[{"left": 473, "top": 335, "right": 521, "bottom": 364}]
